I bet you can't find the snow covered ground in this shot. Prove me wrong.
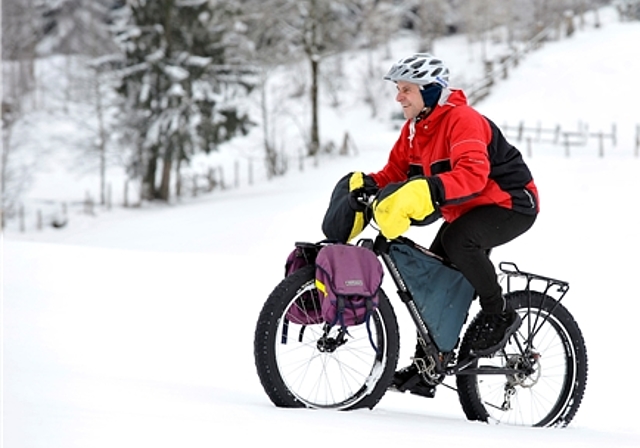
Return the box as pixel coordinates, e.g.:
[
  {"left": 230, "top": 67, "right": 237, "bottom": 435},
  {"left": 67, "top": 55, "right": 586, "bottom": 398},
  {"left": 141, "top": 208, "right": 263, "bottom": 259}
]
[{"left": 4, "top": 6, "right": 640, "bottom": 448}]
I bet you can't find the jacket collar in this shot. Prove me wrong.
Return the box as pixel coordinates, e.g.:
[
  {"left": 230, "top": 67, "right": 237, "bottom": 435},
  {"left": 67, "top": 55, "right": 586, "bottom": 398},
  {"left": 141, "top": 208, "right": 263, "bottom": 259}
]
[{"left": 416, "top": 88, "right": 467, "bottom": 126}]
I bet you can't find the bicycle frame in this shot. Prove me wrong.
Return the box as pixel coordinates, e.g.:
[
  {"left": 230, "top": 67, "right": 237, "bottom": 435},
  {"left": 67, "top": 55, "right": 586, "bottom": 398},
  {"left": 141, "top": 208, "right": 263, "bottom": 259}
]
[
  {"left": 369, "top": 234, "right": 462, "bottom": 378},
  {"left": 365, "top": 233, "right": 571, "bottom": 382}
]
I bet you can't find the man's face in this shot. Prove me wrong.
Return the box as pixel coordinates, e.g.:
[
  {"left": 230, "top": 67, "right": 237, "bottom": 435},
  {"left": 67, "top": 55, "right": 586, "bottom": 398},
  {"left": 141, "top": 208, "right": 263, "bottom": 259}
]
[{"left": 395, "top": 81, "right": 425, "bottom": 120}]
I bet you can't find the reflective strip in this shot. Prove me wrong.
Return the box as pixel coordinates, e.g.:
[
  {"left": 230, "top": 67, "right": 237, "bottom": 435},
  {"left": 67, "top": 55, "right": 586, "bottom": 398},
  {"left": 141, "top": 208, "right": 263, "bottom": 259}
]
[
  {"left": 347, "top": 211, "right": 365, "bottom": 242},
  {"left": 315, "top": 279, "right": 327, "bottom": 297},
  {"left": 349, "top": 172, "right": 364, "bottom": 192}
]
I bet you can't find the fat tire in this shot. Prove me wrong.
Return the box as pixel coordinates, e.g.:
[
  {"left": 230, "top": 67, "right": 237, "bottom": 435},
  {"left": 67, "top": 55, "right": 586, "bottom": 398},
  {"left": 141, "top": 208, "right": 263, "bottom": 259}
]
[
  {"left": 254, "top": 265, "right": 400, "bottom": 410},
  {"left": 456, "top": 290, "right": 588, "bottom": 427}
]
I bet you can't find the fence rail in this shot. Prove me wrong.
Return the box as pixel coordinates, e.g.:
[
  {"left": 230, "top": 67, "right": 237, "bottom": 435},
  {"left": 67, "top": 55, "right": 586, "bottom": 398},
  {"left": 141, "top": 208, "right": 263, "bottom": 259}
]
[
  {"left": 501, "top": 121, "right": 622, "bottom": 157},
  {"left": 466, "top": 26, "right": 553, "bottom": 105},
  {"left": 4, "top": 131, "right": 362, "bottom": 233}
]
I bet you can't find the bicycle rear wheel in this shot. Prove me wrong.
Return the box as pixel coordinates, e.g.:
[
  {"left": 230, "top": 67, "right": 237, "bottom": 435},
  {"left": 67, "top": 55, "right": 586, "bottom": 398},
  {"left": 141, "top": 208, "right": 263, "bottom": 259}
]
[
  {"left": 254, "top": 265, "right": 400, "bottom": 409},
  {"left": 456, "top": 290, "right": 588, "bottom": 427}
]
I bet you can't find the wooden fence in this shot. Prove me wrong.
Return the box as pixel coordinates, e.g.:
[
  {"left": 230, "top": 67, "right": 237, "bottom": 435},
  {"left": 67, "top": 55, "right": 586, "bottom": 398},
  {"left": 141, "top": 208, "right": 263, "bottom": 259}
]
[
  {"left": 466, "top": 7, "right": 606, "bottom": 105},
  {"left": 500, "top": 121, "right": 623, "bottom": 157},
  {"left": 466, "top": 26, "right": 553, "bottom": 105},
  {"left": 6, "top": 131, "right": 363, "bottom": 232}
]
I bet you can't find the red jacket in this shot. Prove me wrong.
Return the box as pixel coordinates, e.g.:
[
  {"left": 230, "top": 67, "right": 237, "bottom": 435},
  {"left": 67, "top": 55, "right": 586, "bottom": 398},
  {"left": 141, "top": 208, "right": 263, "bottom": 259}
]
[{"left": 370, "top": 89, "right": 539, "bottom": 222}]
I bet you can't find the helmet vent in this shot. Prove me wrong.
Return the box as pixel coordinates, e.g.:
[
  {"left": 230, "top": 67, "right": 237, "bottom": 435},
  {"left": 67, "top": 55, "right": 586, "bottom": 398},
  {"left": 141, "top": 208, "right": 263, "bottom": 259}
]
[{"left": 383, "top": 53, "right": 449, "bottom": 87}]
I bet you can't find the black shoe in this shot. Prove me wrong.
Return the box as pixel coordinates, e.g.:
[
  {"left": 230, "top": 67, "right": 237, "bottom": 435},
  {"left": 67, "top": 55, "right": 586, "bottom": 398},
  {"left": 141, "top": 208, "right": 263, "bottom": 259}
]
[
  {"left": 390, "top": 363, "right": 436, "bottom": 398},
  {"left": 469, "top": 306, "right": 522, "bottom": 357}
]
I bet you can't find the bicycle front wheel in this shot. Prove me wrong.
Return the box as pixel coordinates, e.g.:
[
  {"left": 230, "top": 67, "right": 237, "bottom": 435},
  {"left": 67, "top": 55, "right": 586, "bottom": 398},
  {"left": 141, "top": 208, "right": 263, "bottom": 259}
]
[
  {"left": 254, "top": 265, "right": 400, "bottom": 410},
  {"left": 456, "top": 290, "right": 588, "bottom": 427}
]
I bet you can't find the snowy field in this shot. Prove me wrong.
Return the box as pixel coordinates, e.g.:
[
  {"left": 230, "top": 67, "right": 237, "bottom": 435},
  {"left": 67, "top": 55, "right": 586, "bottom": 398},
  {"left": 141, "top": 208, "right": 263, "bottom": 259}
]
[{"left": 4, "top": 7, "right": 640, "bottom": 448}]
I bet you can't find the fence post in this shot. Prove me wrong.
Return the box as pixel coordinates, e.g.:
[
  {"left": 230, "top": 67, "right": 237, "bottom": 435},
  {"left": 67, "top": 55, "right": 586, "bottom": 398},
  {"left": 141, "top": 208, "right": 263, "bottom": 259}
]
[
  {"left": 84, "top": 191, "right": 94, "bottom": 215},
  {"left": 484, "top": 60, "right": 494, "bottom": 87},
  {"left": 19, "top": 204, "right": 25, "bottom": 232},
  {"left": 234, "top": 160, "right": 240, "bottom": 188},
  {"left": 564, "top": 133, "right": 570, "bottom": 157},
  {"left": 219, "top": 166, "right": 225, "bottom": 189},
  {"left": 598, "top": 132, "right": 604, "bottom": 158},
  {"left": 248, "top": 158, "right": 254, "bottom": 185},
  {"left": 176, "top": 173, "right": 182, "bottom": 198},
  {"left": 526, "top": 137, "right": 532, "bottom": 158},
  {"left": 37, "top": 209, "right": 43, "bottom": 230},
  {"left": 517, "top": 121, "right": 524, "bottom": 142},
  {"left": 340, "top": 132, "right": 349, "bottom": 155}
]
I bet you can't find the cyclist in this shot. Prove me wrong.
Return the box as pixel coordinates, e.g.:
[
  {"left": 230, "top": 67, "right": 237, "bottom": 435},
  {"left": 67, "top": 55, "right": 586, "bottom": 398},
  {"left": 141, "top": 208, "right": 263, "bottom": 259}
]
[{"left": 346, "top": 53, "right": 539, "bottom": 397}]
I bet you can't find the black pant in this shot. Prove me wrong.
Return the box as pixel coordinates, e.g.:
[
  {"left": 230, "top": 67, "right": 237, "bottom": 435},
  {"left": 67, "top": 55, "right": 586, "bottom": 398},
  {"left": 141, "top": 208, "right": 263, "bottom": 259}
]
[{"left": 429, "top": 206, "right": 536, "bottom": 313}]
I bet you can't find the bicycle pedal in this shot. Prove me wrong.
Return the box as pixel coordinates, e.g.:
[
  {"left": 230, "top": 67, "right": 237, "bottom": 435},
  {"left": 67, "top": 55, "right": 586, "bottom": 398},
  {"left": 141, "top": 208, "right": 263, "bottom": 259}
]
[
  {"left": 409, "top": 384, "right": 436, "bottom": 399},
  {"left": 390, "top": 370, "right": 422, "bottom": 393},
  {"left": 388, "top": 375, "right": 436, "bottom": 398}
]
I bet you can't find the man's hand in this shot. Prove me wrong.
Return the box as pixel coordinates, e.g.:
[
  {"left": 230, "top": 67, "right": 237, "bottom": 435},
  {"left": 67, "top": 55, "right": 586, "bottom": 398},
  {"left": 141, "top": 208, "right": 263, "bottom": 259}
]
[
  {"left": 348, "top": 172, "right": 378, "bottom": 211},
  {"left": 373, "top": 178, "right": 437, "bottom": 239}
]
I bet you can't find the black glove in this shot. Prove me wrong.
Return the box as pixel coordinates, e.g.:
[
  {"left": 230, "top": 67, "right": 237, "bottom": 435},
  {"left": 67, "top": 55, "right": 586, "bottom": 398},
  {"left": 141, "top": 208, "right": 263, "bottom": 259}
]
[
  {"left": 347, "top": 172, "right": 378, "bottom": 211},
  {"left": 322, "top": 172, "right": 374, "bottom": 243}
]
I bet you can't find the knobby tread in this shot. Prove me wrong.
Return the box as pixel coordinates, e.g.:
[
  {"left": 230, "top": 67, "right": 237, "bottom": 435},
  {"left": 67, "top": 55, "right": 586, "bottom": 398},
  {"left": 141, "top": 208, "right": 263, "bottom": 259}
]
[
  {"left": 456, "top": 291, "right": 588, "bottom": 427},
  {"left": 254, "top": 265, "right": 400, "bottom": 410}
]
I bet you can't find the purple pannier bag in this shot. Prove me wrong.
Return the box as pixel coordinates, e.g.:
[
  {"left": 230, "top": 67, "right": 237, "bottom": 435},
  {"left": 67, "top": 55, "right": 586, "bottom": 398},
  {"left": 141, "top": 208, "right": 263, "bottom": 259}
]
[
  {"left": 284, "top": 244, "right": 323, "bottom": 325},
  {"left": 315, "top": 244, "right": 383, "bottom": 328}
]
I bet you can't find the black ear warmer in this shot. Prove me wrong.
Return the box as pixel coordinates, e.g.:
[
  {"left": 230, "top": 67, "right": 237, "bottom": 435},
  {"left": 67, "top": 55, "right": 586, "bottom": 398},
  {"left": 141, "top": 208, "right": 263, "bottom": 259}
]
[{"left": 420, "top": 83, "right": 443, "bottom": 108}]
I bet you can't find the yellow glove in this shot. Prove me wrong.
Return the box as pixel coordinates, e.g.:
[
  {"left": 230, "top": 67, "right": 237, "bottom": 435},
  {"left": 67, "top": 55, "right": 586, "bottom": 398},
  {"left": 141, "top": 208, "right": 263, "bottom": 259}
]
[{"left": 373, "top": 178, "right": 437, "bottom": 239}]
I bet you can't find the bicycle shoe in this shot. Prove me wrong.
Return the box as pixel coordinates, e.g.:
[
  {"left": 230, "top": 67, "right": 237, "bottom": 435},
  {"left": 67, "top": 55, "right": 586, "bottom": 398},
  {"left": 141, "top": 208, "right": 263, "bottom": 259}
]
[
  {"left": 389, "top": 363, "right": 436, "bottom": 398},
  {"left": 469, "top": 305, "right": 522, "bottom": 357}
]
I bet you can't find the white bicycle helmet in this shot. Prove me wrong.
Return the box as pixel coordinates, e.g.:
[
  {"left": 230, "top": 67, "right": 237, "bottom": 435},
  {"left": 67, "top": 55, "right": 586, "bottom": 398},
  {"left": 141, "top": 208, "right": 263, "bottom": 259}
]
[{"left": 384, "top": 53, "right": 449, "bottom": 87}]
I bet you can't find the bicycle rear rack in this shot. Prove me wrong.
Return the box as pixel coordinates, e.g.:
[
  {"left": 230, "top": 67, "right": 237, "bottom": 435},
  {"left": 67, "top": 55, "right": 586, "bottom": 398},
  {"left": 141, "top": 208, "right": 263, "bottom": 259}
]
[
  {"left": 448, "top": 263, "right": 572, "bottom": 377},
  {"left": 499, "top": 261, "right": 570, "bottom": 307}
]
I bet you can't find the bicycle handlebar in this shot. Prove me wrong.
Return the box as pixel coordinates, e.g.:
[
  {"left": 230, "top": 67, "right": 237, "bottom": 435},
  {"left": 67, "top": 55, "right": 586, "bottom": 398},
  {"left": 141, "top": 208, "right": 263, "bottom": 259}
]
[{"left": 354, "top": 191, "right": 376, "bottom": 209}]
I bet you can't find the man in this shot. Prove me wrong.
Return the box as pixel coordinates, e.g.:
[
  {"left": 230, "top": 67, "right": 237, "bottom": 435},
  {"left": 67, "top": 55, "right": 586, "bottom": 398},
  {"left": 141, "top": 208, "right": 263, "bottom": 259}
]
[{"left": 349, "top": 53, "right": 539, "bottom": 397}]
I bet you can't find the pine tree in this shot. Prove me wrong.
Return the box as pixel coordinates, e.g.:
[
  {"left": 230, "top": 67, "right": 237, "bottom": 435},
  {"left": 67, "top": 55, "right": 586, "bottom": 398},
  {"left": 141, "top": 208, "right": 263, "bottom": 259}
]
[{"left": 112, "top": 0, "right": 255, "bottom": 201}]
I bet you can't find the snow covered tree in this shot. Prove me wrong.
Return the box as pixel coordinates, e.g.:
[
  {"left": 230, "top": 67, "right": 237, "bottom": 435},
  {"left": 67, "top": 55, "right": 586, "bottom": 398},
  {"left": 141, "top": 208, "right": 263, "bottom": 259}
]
[
  {"left": 35, "top": 0, "right": 118, "bottom": 56},
  {"left": 398, "top": 0, "right": 451, "bottom": 53},
  {"left": 285, "top": 0, "right": 358, "bottom": 156},
  {"left": 244, "top": 0, "right": 381, "bottom": 157},
  {"left": 459, "top": 0, "right": 506, "bottom": 61},
  {"left": 2, "top": 0, "right": 42, "bottom": 226},
  {"left": 112, "top": 0, "right": 255, "bottom": 201}
]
